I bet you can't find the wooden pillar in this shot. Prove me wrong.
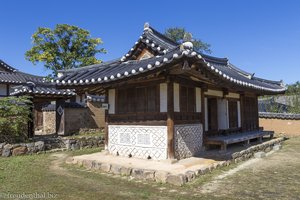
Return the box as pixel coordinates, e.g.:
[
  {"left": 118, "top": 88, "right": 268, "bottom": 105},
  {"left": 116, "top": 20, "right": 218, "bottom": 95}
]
[
  {"left": 240, "top": 94, "right": 245, "bottom": 132},
  {"left": 167, "top": 80, "right": 175, "bottom": 159},
  {"left": 6, "top": 84, "right": 9, "bottom": 96},
  {"left": 27, "top": 100, "right": 34, "bottom": 138},
  {"left": 201, "top": 88, "right": 205, "bottom": 134},
  {"left": 255, "top": 95, "right": 259, "bottom": 130},
  {"left": 56, "top": 99, "right": 65, "bottom": 135},
  {"left": 104, "top": 89, "right": 109, "bottom": 150}
]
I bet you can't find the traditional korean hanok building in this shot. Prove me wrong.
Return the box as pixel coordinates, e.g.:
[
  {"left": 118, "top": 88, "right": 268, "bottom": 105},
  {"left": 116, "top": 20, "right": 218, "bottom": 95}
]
[
  {"left": 0, "top": 59, "right": 75, "bottom": 136},
  {"left": 56, "top": 23, "right": 286, "bottom": 160}
]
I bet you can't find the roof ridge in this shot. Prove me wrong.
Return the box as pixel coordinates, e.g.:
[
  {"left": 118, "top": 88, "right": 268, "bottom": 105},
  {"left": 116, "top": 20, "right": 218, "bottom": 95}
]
[{"left": 148, "top": 26, "right": 179, "bottom": 47}]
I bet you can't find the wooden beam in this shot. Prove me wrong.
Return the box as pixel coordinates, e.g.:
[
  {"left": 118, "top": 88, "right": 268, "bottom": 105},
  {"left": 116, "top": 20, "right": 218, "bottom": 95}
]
[{"left": 167, "top": 79, "right": 175, "bottom": 159}]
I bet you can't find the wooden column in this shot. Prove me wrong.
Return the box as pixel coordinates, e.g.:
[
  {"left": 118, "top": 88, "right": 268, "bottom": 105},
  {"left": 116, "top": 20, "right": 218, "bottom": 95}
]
[
  {"left": 6, "top": 84, "right": 9, "bottom": 96},
  {"left": 240, "top": 94, "right": 245, "bottom": 132},
  {"left": 104, "top": 89, "right": 109, "bottom": 150},
  {"left": 27, "top": 100, "right": 34, "bottom": 138},
  {"left": 255, "top": 95, "right": 259, "bottom": 130},
  {"left": 167, "top": 80, "right": 175, "bottom": 159},
  {"left": 201, "top": 88, "right": 205, "bottom": 134}
]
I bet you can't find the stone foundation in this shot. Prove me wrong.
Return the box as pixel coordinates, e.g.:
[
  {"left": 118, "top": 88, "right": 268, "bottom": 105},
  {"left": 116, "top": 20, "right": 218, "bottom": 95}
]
[
  {"left": 174, "top": 124, "right": 203, "bottom": 159},
  {"left": 108, "top": 125, "right": 168, "bottom": 160},
  {"left": 69, "top": 137, "right": 285, "bottom": 186}
]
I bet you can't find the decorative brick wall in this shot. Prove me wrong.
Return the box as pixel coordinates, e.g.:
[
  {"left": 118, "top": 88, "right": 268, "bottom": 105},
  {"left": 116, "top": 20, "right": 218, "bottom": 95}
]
[
  {"left": 108, "top": 125, "right": 168, "bottom": 160},
  {"left": 174, "top": 124, "right": 203, "bottom": 159}
]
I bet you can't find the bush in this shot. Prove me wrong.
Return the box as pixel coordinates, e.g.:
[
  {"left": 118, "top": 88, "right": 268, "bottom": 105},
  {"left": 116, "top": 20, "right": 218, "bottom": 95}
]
[{"left": 0, "top": 96, "right": 32, "bottom": 143}]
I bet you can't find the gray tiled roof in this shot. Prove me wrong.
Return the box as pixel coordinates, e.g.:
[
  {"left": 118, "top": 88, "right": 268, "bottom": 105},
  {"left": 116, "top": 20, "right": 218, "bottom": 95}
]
[
  {"left": 0, "top": 59, "right": 76, "bottom": 97},
  {"left": 10, "top": 82, "right": 75, "bottom": 96},
  {"left": 0, "top": 60, "right": 17, "bottom": 72},
  {"left": 56, "top": 24, "right": 286, "bottom": 94},
  {"left": 259, "top": 112, "right": 300, "bottom": 120},
  {"left": 0, "top": 71, "right": 44, "bottom": 84}
]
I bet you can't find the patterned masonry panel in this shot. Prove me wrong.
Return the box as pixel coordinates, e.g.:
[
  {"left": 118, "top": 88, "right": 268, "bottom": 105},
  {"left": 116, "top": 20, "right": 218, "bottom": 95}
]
[
  {"left": 108, "top": 125, "right": 168, "bottom": 160},
  {"left": 174, "top": 124, "right": 203, "bottom": 159}
]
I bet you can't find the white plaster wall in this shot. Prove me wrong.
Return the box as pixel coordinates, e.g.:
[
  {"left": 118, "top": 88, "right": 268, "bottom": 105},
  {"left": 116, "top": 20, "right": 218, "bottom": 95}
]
[
  {"left": 174, "top": 124, "right": 203, "bottom": 159},
  {"left": 173, "top": 83, "right": 180, "bottom": 112},
  {"left": 217, "top": 99, "right": 229, "bottom": 130},
  {"left": 108, "top": 89, "right": 115, "bottom": 114},
  {"left": 108, "top": 125, "right": 168, "bottom": 160},
  {"left": 196, "top": 87, "right": 201, "bottom": 112},
  {"left": 160, "top": 83, "right": 167, "bottom": 112}
]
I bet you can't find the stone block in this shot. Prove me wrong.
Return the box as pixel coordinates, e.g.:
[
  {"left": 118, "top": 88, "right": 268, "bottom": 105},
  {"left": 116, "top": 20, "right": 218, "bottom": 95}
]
[
  {"left": 34, "top": 141, "right": 45, "bottom": 152},
  {"left": 100, "top": 163, "right": 111, "bottom": 172},
  {"left": 198, "top": 167, "right": 209, "bottom": 175},
  {"left": 273, "top": 144, "right": 282, "bottom": 151},
  {"left": 12, "top": 146, "right": 28, "bottom": 156},
  {"left": 166, "top": 174, "right": 187, "bottom": 186},
  {"left": 254, "top": 152, "right": 266, "bottom": 158},
  {"left": 2, "top": 148, "right": 11, "bottom": 157},
  {"left": 185, "top": 171, "right": 195, "bottom": 182},
  {"left": 4, "top": 144, "right": 13, "bottom": 150},
  {"left": 264, "top": 146, "right": 272, "bottom": 153},
  {"left": 131, "top": 168, "right": 144, "bottom": 179},
  {"left": 143, "top": 170, "right": 155, "bottom": 181},
  {"left": 110, "top": 164, "right": 122, "bottom": 175},
  {"left": 232, "top": 152, "right": 240, "bottom": 159},
  {"left": 120, "top": 166, "right": 132, "bottom": 176},
  {"left": 82, "top": 160, "right": 94, "bottom": 169},
  {"left": 155, "top": 171, "right": 169, "bottom": 183},
  {"left": 0, "top": 142, "right": 6, "bottom": 149},
  {"left": 93, "top": 162, "right": 102, "bottom": 170}
]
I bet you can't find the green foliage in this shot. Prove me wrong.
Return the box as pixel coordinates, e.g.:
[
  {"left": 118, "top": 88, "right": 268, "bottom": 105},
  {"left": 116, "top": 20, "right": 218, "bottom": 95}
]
[
  {"left": 25, "top": 24, "right": 106, "bottom": 76},
  {"left": 164, "top": 27, "right": 211, "bottom": 53},
  {"left": 286, "top": 81, "right": 300, "bottom": 95},
  {"left": 0, "top": 96, "right": 32, "bottom": 143}
]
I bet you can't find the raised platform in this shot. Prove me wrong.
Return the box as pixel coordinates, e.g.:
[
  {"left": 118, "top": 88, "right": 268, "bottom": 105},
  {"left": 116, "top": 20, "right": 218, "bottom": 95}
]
[
  {"left": 204, "top": 130, "right": 274, "bottom": 151},
  {"left": 67, "top": 137, "right": 284, "bottom": 186}
]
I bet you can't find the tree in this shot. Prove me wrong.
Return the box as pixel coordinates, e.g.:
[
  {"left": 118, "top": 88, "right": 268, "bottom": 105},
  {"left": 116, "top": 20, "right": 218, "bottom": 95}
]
[
  {"left": 0, "top": 96, "right": 32, "bottom": 143},
  {"left": 25, "top": 24, "right": 106, "bottom": 76},
  {"left": 164, "top": 27, "right": 211, "bottom": 53}
]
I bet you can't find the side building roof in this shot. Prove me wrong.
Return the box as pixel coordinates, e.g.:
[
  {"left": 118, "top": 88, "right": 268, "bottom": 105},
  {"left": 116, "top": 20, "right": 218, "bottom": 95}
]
[{"left": 0, "top": 59, "right": 76, "bottom": 98}]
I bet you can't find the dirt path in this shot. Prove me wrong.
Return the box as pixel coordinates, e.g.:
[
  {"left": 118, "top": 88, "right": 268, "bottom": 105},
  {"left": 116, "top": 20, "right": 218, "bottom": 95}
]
[
  {"left": 200, "top": 150, "right": 278, "bottom": 194},
  {"left": 49, "top": 153, "right": 80, "bottom": 178}
]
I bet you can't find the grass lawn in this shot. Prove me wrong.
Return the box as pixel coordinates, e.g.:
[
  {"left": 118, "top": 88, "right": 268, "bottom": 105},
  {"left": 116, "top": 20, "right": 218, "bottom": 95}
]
[{"left": 0, "top": 137, "right": 299, "bottom": 200}]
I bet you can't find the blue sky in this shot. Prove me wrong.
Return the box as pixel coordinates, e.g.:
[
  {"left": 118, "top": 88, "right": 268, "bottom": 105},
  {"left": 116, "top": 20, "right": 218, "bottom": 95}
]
[{"left": 0, "top": 0, "right": 299, "bottom": 84}]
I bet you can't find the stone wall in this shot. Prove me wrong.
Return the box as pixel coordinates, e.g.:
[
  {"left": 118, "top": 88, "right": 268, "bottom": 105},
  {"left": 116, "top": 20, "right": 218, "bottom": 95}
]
[
  {"left": 44, "top": 103, "right": 106, "bottom": 136},
  {"left": 174, "top": 124, "right": 203, "bottom": 159},
  {"left": 231, "top": 137, "right": 284, "bottom": 162},
  {"left": 108, "top": 125, "right": 168, "bottom": 160},
  {"left": 43, "top": 111, "right": 56, "bottom": 134},
  {"left": 259, "top": 118, "right": 300, "bottom": 137},
  {"left": 0, "top": 136, "right": 104, "bottom": 157}
]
